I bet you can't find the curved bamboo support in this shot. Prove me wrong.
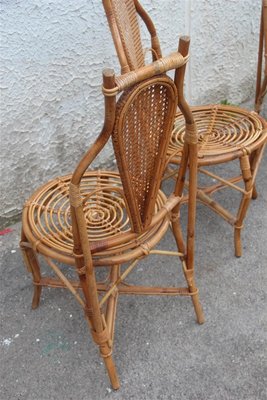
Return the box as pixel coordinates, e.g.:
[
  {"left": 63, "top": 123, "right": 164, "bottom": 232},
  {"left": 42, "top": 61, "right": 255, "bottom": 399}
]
[{"left": 255, "top": 0, "right": 267, "bottom": 113}]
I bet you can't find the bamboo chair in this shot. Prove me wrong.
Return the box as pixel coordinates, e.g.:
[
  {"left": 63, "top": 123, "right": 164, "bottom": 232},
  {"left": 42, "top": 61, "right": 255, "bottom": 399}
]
[
  {"left": 103, "top": 0, "right": 267, "bottom": 257},
  {"left": 20, "top": 39, "right": 204, "bottom": 389},
  {"left": 255, "top": 0, "right": 267, "bottom": 113}
]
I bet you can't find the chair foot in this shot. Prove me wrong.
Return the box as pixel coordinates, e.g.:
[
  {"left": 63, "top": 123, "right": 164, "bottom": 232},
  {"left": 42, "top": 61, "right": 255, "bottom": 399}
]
[
  {"left": 191, "top": 292, "right": 205, "bottom": 324},
  {"left": 252, "top": 184, "right": 258, "bottom": 200},
  {"left": 103, "top": 354, "right": 120, "bottom": 390},
  {"left": 234, "top": 228, "right": 242, "bottom": 258},
  {"left": 32, "top": 285, "right": 42, "bottom": 309}
]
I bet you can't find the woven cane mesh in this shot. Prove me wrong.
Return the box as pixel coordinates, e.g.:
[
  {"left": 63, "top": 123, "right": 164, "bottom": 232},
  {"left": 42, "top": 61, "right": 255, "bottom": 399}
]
[
  {"left": 111, "top": 0, "right": 144, "bottom": 70},
  {"left": 169, "top": 105, "right": 266, "bottom": 160},
  {"left": 113, "top": 76, "right": 177, "bottom": 232},
  {"left": 25, "top": 171, "right": 166, "bottom": 258}
]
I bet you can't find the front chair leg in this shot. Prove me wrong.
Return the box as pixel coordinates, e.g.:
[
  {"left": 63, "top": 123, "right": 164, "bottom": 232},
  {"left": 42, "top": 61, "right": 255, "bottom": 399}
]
[
  {"left": 171, "top": 218, "right": 204, "bottom": 325},
  {"left": 86, "top": 313, "right": 120, "bottom": 390},
  {"left": 182, "top": 261, "right": 205, "bottom": 325}
]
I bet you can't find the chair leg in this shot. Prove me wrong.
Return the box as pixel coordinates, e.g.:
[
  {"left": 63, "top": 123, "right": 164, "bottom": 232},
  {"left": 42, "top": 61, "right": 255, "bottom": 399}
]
[
  {"left": 250, "top": 151, "right": 258, "bottom": 200},
  {"left": 185, "top": 265, "right": 205, "bottom": 325},
  {"left": 171, "top": 218, "right": 204, "bottom": 325},
  {"left": 252, "top": 185, "right": 258, "bottom": 200},
  {"left": 20, "top": 229, "right": 42, "bottom": 309},
  {"left": 103, "top": 354, "right": 120, "bottom": 390},
  {"left": 234, "top": 154, "right": 253, "bottom": 257},
  {"left": 85, "top": 311, "right": 120, "bottom": 390}
]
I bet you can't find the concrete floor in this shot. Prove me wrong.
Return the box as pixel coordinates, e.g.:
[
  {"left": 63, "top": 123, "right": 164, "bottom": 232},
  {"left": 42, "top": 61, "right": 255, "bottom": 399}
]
[{"left": 1, "top": 124, "right": 267, "bottom": 399}]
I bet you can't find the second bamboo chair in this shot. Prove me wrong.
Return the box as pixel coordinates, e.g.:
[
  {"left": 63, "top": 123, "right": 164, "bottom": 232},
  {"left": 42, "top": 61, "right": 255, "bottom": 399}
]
[
  {"left": 20, "top": 39, "right": 203, "bottom": 389},
  {"left": 103, "top": 0, "right": 267, "bottom": 257}
]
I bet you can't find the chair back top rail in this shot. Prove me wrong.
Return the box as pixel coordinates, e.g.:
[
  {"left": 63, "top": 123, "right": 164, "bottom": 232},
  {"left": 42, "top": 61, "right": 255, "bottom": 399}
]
[{"left": 103, "top": 50, "right": 189, "bottom": 96}]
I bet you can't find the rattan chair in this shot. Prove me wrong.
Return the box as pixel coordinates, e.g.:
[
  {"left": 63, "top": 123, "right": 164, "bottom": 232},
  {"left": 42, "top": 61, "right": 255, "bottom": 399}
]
[
  {"left": 20, "top": 39, "right": 204, "bottom": 389},
  {"left": 103, "top": 0, "right": 267, "bottom": 257},
  {"left": 255, "top": 0, "right": 267, "bottom": 113}
]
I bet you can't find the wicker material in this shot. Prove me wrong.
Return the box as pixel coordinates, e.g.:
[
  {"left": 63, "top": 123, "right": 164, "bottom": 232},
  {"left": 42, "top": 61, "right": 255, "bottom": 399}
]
[
  {"left": 255, "top": 0, "right": 267, "bottom": 113},
  {"left": 110, "top": 0, "right": 144, "bottom": 70},
  {"left": 23, "top": 171, "right": 169, "bottom": 263},
  {"left": 104, "top": 0, "right": 267, "bottom": 257},
  {"left": 21, "top": 51, "right": 204, "bottom": 389},
  {"left": 103, "top": 0, "right": 162, "bottom": 73},
  {"left": 113, "top": 76, "right": 177, "bottom": 231},
  {"left": 170, "top": 105, "right": 266, "bottom": 162}
]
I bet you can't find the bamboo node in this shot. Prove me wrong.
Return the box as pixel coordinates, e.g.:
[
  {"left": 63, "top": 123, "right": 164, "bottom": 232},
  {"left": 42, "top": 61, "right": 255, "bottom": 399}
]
[
  {"left": 76, "top": 266, "right": 86, "bottom": 276},
  {"left": 84, "top": 306, "right": 93, "bottom": 318},
  {"left": 170, "top": 212, "right": 180, "bottom": 222}
]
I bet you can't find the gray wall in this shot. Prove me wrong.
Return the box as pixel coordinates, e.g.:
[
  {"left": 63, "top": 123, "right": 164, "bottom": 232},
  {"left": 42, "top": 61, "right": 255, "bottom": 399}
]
[{"left": 0, "top": 0, "right": 262, "bottom": 223}]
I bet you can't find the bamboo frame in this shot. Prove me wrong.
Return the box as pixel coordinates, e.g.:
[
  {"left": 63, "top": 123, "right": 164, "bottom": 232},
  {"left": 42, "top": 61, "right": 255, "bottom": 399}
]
[
  {"left": 20, "top": 43, "right": 204, "bottom": 390},
  {"left": 103, "top": 0, "right": 267, "bottom": 258},
  {"left": 255, "top": 0, "right": 267, "bottom": 113}
]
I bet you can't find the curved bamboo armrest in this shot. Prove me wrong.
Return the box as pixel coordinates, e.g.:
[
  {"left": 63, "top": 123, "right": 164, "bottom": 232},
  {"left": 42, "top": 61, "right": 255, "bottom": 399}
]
[{"left": 103, "top": 50, "right": 189, "bottom": 96}]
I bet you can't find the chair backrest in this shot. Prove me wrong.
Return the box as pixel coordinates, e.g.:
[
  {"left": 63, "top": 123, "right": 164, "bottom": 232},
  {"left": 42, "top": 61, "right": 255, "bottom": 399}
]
[
  {"left": 71, "top": 47, "right": 193, "bottom": 239},
  {"left": 112, "top": 74, "right": 177, "bottom": 232},
  {"left": 103, "top": 0, "right": 162, "bottom": 73}
]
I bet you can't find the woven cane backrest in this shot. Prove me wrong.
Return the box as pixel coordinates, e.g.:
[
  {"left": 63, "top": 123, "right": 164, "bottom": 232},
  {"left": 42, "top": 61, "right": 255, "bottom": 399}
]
[
  {"left": 108, "top": 0, "right": 145, "bottom": 70},
  {"left": 112, "top": 75, "right": 177, "bottom": 233}
]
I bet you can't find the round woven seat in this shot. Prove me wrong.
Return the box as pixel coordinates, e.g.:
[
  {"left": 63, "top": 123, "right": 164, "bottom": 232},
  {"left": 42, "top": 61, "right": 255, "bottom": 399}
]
[
  {"left": 169, "top": 105, "right": 267, "bottom": 165},
  {"left": 22, "top": 171, "right": 168, "bottom": 266}
]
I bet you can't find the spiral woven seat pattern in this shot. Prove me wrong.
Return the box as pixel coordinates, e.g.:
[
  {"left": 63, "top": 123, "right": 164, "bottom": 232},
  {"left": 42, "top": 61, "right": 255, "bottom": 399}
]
[
  {"left": 24, "top": 171, "right": 166, "bottom": 258},
  {"left": 169, "top": 105, "right": 266, "bottom": 160}
]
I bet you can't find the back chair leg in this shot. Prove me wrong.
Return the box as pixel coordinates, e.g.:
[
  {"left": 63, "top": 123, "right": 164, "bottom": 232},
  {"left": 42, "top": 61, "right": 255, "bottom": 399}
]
[{"left": 20, "top": 229, "right": 42, "bottom": 309}]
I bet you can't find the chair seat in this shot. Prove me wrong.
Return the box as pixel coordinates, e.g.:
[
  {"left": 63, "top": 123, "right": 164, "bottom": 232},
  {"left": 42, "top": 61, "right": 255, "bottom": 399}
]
[
  {"left": 22, "top": 171, "right": 169, "bottom": 266},
  {"left": 169, "top": 105, "right": 267, "bottom": 165}
]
